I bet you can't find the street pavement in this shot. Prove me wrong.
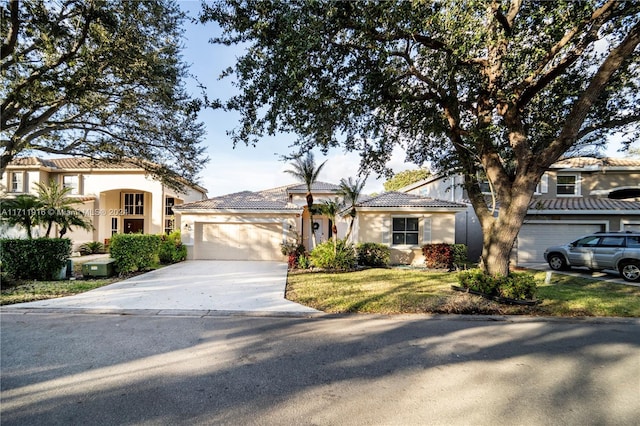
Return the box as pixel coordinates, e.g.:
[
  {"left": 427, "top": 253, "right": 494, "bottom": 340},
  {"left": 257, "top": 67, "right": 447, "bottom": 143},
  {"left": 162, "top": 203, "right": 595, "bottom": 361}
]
[{"left": 1, "top": 311, "right": 639, "bottom": 425}]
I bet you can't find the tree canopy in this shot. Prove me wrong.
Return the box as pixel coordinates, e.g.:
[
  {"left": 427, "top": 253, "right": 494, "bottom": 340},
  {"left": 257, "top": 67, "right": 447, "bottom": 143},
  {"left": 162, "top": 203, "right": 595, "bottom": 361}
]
[
  {"left": 1, "top": 0, "right": 208, "bottom": 191},
  {"left": 384, "top": 169, "right": 431, "bottom": 192},
  {"left": 201, "top": 0, "right": 640, "bottom": 275}
]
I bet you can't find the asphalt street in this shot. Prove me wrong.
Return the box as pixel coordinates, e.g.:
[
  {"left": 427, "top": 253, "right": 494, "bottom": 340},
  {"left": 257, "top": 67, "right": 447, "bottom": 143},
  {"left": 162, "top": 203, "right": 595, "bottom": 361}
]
[{"left": 1, "top": 312, "right": 639, "bottom": 425}]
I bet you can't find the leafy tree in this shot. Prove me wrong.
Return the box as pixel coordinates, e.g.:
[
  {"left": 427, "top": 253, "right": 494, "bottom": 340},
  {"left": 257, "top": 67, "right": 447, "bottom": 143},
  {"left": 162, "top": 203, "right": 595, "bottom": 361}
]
[
  {"left": 202, "top": 0, "right": 640, "bottom": 276},
  {"left": 1, "top": 0, "right": 207, "bottom": 191},
  {"left": 337, "top": 176, "right": 366, "bottom": 241},
  {"left": 284, "top": 152, "right": 327, "bottom": 247},
  {"left": 0, "top": 194, "right": 43, "bottom": 238},
  {"left": 35, "top": 180, "right": 93, "bottom": 238},
  {"left": 383, "top": 169, "right": 431, "bottom": 192}
]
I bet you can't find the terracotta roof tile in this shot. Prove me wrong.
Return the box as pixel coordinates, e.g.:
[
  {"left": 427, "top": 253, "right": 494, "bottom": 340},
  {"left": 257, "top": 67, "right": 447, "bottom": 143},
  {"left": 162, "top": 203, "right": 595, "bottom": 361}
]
[
  {"left": 552, "top": 157, "right": 640, "bottom": 168},
  {"left": 529, "top": 198, "right": 640, "bottom": 211}
]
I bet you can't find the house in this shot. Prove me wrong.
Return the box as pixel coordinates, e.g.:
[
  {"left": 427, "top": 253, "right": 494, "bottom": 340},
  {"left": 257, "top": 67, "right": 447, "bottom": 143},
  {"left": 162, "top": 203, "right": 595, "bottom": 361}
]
[
  {"left": 401, "top": 157, "right": 640, "bottom": 264},
  {"left": 1, "top": 157, "right": 208, "bottom": 248},
  {"left": 174, "top": 182, "right": 466, "bottom": 264}
]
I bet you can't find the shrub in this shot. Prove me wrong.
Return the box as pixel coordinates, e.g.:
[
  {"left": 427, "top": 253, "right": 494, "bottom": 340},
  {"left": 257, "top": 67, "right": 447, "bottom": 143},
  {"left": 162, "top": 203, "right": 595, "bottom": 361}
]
[
  {"left": 110, "top": 233, "right": 161, "bottom": 274},
  {"left": 158, "top": 231, "right": 187, "bottom": 264},
  {"left": 309, "top": 239, "right": 356, "bottom": 270},
  {"left": 79, "top": 241, "right": 105, "bottom": 255},
  {"left": 450, "top": 244, "right": 468, "bottom": 267},
  {"left": 356, "top": 242, "right": 390, "bottom": 267},
  {"left": 422, "top": 243, "right": 453, "bottom": 269},
  {"left": 0, "top": 238, "right": 71, "bottom": 280},
  {"left": 457, "top": 269, "right": 538, "bottom": 300},
  {"left": 297, "top": 254, "right": 311, "bottom": 269}
]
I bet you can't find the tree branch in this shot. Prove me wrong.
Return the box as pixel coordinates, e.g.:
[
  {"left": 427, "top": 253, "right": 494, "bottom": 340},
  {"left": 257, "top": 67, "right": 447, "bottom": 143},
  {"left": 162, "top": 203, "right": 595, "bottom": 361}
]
[{"left": 1, "top": 0, "right": 20, "bottom": 60}]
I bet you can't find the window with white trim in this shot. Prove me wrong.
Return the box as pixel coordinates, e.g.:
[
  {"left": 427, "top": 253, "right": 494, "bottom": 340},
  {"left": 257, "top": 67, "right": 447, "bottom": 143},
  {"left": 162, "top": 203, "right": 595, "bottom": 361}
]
[
  {"left": 392, "top": 217, "right": 419, "bottom": 245},
  {"left": 63, "top": 175, "right": 79, "bottom": 194},
  {"left": 124, "top": 193, "right": 144, "bottom": 215},
  {"left": 111, "top": 217, "right": 118, "bottom": 236},
  {"left": 10, "top": 172, "right": 23, "bottom": 193},
  {"left": 556, "top": 174, "right": 580, "bottom": 196}
]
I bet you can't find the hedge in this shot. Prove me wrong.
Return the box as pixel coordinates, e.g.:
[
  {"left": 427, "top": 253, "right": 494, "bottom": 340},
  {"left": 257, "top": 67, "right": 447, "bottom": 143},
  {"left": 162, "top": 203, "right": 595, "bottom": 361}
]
[
  {"left": 109, "top": 233, "right": 161, "bottom": 274},
  {"left": 0, "top": 238, "right": 71, "bottom": 280},
  {"left": 356, "top": 242, "right": 390, "bottom": 267},
  {"left": 422, "top": 243, "right": 468, "bottom": 269},
  {"left": 158, "top": 231, "right": 187, "bottom": 264}
]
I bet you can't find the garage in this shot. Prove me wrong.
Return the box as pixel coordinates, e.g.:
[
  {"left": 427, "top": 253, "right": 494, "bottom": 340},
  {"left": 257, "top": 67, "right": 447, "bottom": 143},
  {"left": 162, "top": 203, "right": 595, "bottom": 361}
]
[
  {"left": 517, "top": 222, "right": 605, "bottom": 263},
  {"left": 194, "top": 222, "right": 285, "bottom": 261}
]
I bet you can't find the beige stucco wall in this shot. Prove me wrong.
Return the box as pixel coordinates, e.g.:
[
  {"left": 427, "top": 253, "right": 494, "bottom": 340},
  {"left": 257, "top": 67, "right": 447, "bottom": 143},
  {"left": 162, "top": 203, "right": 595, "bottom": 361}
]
[{"left": 355, "top": 211, "right": 457, "bottom": 265}]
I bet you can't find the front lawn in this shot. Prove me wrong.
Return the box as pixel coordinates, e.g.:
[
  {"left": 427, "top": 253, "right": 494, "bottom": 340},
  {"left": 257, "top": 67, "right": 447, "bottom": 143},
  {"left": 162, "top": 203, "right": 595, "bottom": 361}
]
[
  {"left": 286, "top": 268, "right": 640, "bottom": 317},
  {"left": 1, "top": 278, "right": 119, "bottom": 305}
]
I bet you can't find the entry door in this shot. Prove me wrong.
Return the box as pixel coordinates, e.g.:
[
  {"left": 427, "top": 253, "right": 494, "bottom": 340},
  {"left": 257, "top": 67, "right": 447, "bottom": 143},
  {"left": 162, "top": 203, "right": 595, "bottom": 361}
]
[{"left": 124, "top": 219, "right": 144, "bottom": 234}]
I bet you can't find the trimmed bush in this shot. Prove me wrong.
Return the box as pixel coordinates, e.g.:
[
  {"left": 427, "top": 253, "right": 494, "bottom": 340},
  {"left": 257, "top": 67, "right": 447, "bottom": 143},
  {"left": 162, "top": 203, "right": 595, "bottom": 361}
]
[
  {"left": 110, "top": 233, "right": 161, "bottom": 274},
  {"left": 0, "top": 238, "right": 71, "bottom": 280},
  {"left": 356, "top": 242, "right": 390, "bottom": 267},
  {"left": 158, "top": 231, "right": 187, "bottom": 264},
  {"left": 457, "top": 269, "right": 538, "bottom": 301},
  {"left": 450, "top": 244, "right": 468, "bottom": 267},
  {"left": 422, "top": 243, "right": 453, "bottom": 269},
  {"left": 310, "top": 239, "right": 356, "bottom": 271}
]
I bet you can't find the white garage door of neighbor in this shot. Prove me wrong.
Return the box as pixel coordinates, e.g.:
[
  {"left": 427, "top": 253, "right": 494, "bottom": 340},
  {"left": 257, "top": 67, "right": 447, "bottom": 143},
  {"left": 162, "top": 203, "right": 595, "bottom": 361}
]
[
  {"left": 623, "top": 223, "right": 640, "bottom": 231},
  {"left": 196, "top": 223, "right": 284, "bottom": 261},
  {"left": 517, "top": 223, "right": 604, "bottom": 263}
]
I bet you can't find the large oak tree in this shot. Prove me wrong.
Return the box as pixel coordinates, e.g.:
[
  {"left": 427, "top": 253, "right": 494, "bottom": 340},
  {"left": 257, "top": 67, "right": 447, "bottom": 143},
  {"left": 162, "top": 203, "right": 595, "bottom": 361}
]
[
  {"left": 202, "top": 0, "right": 640, "bottom": 276},
  {"left": 1, "top": 0, "right": 207, "bottom": 191}
]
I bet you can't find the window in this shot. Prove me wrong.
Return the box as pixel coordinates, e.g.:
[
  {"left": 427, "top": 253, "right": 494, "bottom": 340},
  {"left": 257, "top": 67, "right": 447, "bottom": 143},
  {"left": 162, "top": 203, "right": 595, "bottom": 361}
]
[
  {"left": 63, "top": 175, "right": 79, "bottom": 194},
  {"left": 627, "top": 236, "right": 640, "bottom": 248},
  {"left": 10, "top": 172, "right": 23, "bottom": 193},
  {"left": 165, "top": 197, "right": 174, "bottom": 216},
  {"left": 574, "top": 235, "right": 600, "bottom": 247},
  {"left": 111, "top": 217, "right": 118, "bottom": 236},
  {"left": 599, "top": 236, "right": 625, "bottom": 247},
  {"left": 124, "top": 193, "right": 144, "bottom": 215},
  {"left": 557, "top": 175, "right": 579, "bottom": 195},
  {"left": 392, "top": 217, "right": 419, "bottom": 245},
  {"left": 164, "top": 218, "right": 175, "bottom": 235}
]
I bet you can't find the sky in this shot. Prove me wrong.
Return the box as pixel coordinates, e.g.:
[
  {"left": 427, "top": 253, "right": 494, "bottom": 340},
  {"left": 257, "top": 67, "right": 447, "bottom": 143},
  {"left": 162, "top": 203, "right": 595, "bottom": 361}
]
[{"left": 178, "top": 1, "right": 627, "bottom": 198}]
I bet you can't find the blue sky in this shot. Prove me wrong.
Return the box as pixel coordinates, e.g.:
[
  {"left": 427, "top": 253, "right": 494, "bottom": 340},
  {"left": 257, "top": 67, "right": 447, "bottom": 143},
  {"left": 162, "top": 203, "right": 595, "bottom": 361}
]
[{"left": 178, "top": 1, "right": 627, "bottom": 198}]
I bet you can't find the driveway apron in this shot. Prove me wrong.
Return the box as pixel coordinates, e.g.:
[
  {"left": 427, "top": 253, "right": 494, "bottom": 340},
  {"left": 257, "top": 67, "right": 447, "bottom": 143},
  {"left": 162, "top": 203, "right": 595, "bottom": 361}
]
[{"left": 11, "top": 261, "right": 318, "bottom": 313}]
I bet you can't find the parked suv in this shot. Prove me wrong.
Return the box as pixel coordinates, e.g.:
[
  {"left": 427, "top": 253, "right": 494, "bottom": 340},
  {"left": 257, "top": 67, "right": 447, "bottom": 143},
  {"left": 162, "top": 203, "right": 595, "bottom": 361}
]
[{"left": 544, "top": 231, "right": 640, "bottom": 282}]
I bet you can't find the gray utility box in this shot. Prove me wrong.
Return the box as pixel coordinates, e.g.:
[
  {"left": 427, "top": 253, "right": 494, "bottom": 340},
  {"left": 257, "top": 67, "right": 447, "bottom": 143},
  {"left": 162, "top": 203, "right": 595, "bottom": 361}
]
[{"left": 82, "top": 258, "right": 116, "bottom": 278}]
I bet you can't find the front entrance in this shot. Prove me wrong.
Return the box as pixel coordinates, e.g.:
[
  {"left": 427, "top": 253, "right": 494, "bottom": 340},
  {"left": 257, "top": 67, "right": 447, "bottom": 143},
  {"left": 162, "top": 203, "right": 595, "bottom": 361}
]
[{"left": 124, "top": 219, "right": 144, "bottom": 234}]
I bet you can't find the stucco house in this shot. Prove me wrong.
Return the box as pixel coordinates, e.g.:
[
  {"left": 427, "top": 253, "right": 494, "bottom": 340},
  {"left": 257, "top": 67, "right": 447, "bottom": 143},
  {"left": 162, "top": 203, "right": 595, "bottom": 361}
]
[
  {"left": 401, "top": 157, "right": 640, "bottom": 264},
  {"left": 174, "top": 182, "right": 466, "bottom": 264},
  {"left": 1, "top": 157, "right": 208, "bottom": 248}
]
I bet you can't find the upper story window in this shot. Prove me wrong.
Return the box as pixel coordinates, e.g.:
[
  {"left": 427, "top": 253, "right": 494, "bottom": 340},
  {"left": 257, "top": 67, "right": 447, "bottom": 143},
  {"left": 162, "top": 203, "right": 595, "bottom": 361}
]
[
  {"left": 392, "top": 217, "right": 419, "bottom": 245},
  {"left": 124, "top": 193, "right": 144, "bottom": 215},
  {"left": 62, "top": 175, "right": 79, "bottom": 194},
  {"left": 165, "top": 197, "right": 174, "bottom": 216},
  {"left": 10, "top": 172, "right": 24, "bottom": 193},
  {"left": 556, "top": 174, "right": 581, "bottom": 196}
]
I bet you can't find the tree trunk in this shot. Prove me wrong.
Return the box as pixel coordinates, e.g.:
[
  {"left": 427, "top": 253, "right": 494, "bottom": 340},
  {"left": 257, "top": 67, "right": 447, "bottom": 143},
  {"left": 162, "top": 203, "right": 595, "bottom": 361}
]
[
  {"left": 306, "top": 192, "right": 316, "bottom": 248},
  {"left": 478, "top": 183, "right": 536, "bottom": 276}
]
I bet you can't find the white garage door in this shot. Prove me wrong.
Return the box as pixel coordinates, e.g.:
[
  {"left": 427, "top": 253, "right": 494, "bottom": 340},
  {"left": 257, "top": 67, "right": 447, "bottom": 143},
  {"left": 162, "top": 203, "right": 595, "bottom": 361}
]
[
  {"left": 195, "top": 223, "right": 284, "bottom": 261},
  {"left": 623, "top": 223, "right": 640, "bottom": 231},
  {"left": 517, "top": 223, "right": 605, "bottom": 263}
]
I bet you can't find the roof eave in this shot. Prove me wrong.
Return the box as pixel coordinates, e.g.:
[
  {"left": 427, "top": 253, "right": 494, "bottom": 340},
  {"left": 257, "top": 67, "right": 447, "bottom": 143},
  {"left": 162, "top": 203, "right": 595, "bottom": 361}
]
[
  {"left": 174, "top": 208, "right": 302, "bottom": 214},
  {"left": 356, "top": 206, "right": 466, "bottom": 212}
]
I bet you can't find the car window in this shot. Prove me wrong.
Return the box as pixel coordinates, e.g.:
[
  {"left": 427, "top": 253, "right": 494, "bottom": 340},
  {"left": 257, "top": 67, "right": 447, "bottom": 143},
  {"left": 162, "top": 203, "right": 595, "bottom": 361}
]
[
  {"left": 574, "top": 236, "right": 600, "bottom": 247},
  {"left": 599, "top": 236, "right": 625, "bottom": 247},
  {"left": 627, "top": 236, "right": 640, "bottom": 248}
]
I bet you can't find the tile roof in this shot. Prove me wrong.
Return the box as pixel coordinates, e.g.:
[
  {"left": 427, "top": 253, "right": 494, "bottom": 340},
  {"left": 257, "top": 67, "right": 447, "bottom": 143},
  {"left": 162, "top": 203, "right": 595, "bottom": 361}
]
[
  {"left": 7, "top": 156, "right": 142, "bottom": 170},
  {"left": 284, "top": 181, "right": 342, "bottom": 192},
  {"left": 551, "top": 157, "right": 640, "bottom": 168},
  {"left": 529, "top": 198, "right": 640, "bottom": 211},
  {"left": 175, "top": 191, "right": 301, "bottom": 211},
  {"left": 356, "top": 191, "right": 467, "bottom": 209}
]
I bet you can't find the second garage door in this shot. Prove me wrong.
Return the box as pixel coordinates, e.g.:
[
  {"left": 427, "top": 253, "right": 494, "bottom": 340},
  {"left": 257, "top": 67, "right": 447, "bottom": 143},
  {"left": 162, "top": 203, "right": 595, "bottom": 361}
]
[
  {"left": 195, "top": 223, "right": 284, "bottom": 261},
  {"left": 517, "top": 223, "right": 605, "bottom": 263}
]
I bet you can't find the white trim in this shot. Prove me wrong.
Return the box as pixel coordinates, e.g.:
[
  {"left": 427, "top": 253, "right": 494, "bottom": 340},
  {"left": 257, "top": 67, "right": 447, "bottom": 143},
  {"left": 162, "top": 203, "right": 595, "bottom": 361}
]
[
  {"left": 555, "top": 173, "right": 581, "bottom": 197},
  {"left": 191, "top": 217, "right": 294, "bottom": 224},
  {"left": 356, "top": 206, "right": 466, "bottom": 213},
  {"left": 621, "top": 219, "right": 640, "bottom": 231},
  {"left": 522, "top": 219, "right": 610, "bottom": 231}
]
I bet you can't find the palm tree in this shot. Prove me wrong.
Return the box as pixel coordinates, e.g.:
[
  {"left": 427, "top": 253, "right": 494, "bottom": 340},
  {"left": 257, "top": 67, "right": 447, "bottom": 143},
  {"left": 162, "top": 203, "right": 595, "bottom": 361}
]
[
  {"left": 284, "top": 152, "right": 327, "bottom": 248},
  {"left": 0, "top": 194, "right": 44, "bottom": 239},
  {"left": 337, "top": 177, "right": 366, "bottom": 241},
  {"left": 35, "top": 180, "right": 93, "bottom": 238},
  {"left": 319, "top": 198, "right": 341, "bottom": 253}
]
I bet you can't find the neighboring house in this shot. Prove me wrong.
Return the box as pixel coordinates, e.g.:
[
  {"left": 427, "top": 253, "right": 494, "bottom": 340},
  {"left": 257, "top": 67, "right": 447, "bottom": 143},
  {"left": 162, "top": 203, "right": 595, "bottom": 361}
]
[
  {"left": 174, "top": 182, "right": 466, "bottom": 264},
  {"left": 401, "top": 157, "right": 640, "bottom": 264},
  {"left": 1, "top": 157, "right": 208, "bottom": 248}
]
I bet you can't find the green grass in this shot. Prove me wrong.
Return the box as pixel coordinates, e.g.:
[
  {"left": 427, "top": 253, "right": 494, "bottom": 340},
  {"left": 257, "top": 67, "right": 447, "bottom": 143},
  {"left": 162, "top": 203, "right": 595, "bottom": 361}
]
[
  {"left": 1, "top": 278, "right": 119, "bottom": 305},
  {"left": 286, "top": 268, "right": 640, "bottom": 317}
]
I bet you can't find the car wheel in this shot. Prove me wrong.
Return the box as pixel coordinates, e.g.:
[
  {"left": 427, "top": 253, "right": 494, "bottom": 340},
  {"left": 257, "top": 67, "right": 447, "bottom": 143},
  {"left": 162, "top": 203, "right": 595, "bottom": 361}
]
[
  {"left": 548, "top": 253, "right": 568, "bottom": 271},
  {"left": 619, "top": 261, "right": 640, "bottom": 282}
]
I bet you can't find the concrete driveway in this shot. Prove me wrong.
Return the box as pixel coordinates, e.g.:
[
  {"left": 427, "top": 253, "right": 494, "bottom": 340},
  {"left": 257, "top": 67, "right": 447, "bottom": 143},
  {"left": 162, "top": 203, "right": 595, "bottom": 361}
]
[
  {"left": 10, "top": 261, "right": 318, "bottom": 314},
  {"left": 519, "top": 262, "right": 639, "bottom": 287}
]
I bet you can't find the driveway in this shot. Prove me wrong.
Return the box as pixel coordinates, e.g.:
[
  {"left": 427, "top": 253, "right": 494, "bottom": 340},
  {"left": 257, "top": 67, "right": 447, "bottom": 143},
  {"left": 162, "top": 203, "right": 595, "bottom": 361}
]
[
  {"left": 10, "top": 261, "right": 318, "bottom": 314},
  {"left": 519, "top": 262, "right": 638, "bottom": 286}
]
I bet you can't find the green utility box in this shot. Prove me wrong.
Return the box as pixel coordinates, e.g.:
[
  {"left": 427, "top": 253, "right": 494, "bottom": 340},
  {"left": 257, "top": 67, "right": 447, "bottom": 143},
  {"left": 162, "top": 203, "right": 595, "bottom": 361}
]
[{"left": 82, "top": 258, "right": 116, "bottom": 278}]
